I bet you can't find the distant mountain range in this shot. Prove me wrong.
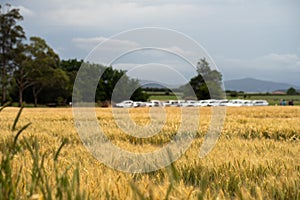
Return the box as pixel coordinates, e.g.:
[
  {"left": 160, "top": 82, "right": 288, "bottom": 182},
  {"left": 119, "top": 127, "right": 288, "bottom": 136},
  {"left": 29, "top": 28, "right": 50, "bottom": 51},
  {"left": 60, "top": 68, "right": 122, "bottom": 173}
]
[
  {"left": 224, "top": 78, "right": 300, "bottom": 93},
  {"left": 139, "top": 77, "right": 300, "bottom": 93}
]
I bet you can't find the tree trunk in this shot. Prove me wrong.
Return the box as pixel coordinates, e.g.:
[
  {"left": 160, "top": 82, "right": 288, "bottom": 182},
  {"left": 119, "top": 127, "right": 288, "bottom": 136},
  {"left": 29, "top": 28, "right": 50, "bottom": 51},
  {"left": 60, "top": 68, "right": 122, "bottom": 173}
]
[
  {"left": 19, "top": 86, "right": 23, "bottom": 107},
  {"left": 34, "top": 95, "right": 38, "bottom": 107},
  {"left": 33, "top": 88, "right": 38, "bottom": 107},
  {"left": 32, "top": 86, "right": 42, "bottom": 107}
]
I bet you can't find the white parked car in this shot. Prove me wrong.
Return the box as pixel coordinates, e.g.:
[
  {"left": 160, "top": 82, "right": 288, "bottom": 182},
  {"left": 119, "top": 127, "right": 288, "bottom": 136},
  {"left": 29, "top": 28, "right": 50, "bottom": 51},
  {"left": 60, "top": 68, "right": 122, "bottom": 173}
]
[
  {"left": 144, "top": 100, "right": 164, "bottom": 107},
  {"left": 198, "top": 100, "right": 210, "bottom": 106},
  {"left": 242, "top": 100, "right": 254, "bottom": 106},
  {"left": 151, "top": 100, "right": 164, "bottom": 107},
  {"left": 144, "top": 102, "right": 154, "bottom": 107},
  {"left": 218, "top": 99, "right": 229, "bottom": 106},
  {"left": 133, "top": 101, "right": 146, "bottom": 107},
  {"left": 198, "top": 99, "right": 220, "bottom": 107},
  {"left": 115, "top": 100, "right": 134, "bottom": 108},
  {"left": 252, "top": 100, "right": 269, "bottom": 106},
  {"left": 180, "top": 100, "right": 199, "bottom": 107},
  {"left": 164, "top": 100, "right": 183, "bottom": 107},
  {"left": 226, "top": 99, "right": 246, "bottom": 107}
]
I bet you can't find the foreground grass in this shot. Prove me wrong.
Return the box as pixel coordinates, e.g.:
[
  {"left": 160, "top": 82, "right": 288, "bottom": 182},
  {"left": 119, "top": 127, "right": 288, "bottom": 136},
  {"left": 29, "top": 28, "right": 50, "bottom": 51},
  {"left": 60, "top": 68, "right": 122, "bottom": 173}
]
[{"left": 0, "top": 106, "right": 299, "bottom": 199}]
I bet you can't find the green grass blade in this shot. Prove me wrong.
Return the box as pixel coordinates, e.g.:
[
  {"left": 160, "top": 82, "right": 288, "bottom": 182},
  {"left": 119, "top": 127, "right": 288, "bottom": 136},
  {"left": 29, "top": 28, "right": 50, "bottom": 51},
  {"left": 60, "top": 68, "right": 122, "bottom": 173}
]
[
  {"left": 13, "top": 122, "right": 31, "bottom": 147},
  {"left": 12, "top": 106, "right": 24, "bottom": 131},
  {"left": 0, "top": 101, "right": 10, "bottom": 112},
  {"left": 54, "top": 138, "right": 68, "bottom": 161}
]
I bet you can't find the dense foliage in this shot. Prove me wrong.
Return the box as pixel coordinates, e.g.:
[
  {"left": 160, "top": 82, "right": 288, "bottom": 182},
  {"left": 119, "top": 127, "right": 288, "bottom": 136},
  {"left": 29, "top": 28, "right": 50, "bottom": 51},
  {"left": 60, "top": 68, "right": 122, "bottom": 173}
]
[
  {"left": 0, "top": 3, "right": 25, "bottom": 105},
  {"left": 183, "top": 58, "right": 224, "bottom": 100}
]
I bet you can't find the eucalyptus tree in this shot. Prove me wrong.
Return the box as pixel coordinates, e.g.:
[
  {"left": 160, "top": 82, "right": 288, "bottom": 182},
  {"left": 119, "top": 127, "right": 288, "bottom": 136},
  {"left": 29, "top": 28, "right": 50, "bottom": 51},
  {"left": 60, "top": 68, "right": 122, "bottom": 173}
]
[
  {"left": 27, "top": 36, "right": 68, "bottom": 106},
  {"left": 184, "top": 58, "right": 223, "bottom": 100},
  {"left": 0, "top": 3, "right": 25, "bottom": 105}
]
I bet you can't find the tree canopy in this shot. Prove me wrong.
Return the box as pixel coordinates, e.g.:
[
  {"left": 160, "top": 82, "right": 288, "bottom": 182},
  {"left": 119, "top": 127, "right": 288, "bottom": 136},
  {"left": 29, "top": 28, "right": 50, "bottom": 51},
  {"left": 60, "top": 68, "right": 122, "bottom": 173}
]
[
  {"left": 72, "top": 62, "right": 148, "bottom": 104},
  {"left": 184, "top": 58, "right": 224, "bottom": 100}
]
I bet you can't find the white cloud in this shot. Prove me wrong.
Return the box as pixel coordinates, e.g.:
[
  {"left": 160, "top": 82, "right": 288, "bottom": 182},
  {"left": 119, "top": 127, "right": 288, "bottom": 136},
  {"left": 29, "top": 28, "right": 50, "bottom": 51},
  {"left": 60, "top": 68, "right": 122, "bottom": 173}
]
[
  {"left": 72, "top": 37, "right": 139, "bottom": 52},
  {"left": 221, "top": 53, "right": 300, "bottom": 68},
  {"left": 43, "top": 1, "right": 199, "bottom": 28},
  {"left": 72, "top": 36, "right": 143, "bottom": 64},
  {"left": 14, "top": 0, "right": 300, "bottom": 35},
  {"left": 72, "top": 35, "right": 201, "bottom": 68},
  {"left": 261, "top": 53, "right": 300, "bottom": 64},
  {"left": 165, "top": 46, "right": 197, "bottom": 58}
]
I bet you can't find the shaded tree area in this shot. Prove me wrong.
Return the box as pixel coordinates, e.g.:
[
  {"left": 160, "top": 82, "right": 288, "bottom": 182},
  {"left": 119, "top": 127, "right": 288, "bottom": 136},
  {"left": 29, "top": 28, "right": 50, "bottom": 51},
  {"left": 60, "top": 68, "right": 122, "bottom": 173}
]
[
  {"left": 183, "top": 58, "right": 224, "bottom": 100},
  {"left": 1, "top": 4, "right": 148, "bottom": 106},
  {"left": 9, "top": 36, "right": 69, "bottom": 107},
  {"left": 10, "top": 58, "right": 148, "bottom": 106},
  {"left": 0, "top": 3, "right": 25, "bottom": 105},
  {"left": 72, "top": 61, "right": 148, "bottom": 104}
]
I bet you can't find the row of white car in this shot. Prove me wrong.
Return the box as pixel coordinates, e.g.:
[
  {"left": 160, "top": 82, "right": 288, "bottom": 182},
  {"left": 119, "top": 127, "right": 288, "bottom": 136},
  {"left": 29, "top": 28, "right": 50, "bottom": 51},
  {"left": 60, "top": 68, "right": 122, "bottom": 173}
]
[{"left": 114, "top": 99, "right": 269, "bottom": 108}]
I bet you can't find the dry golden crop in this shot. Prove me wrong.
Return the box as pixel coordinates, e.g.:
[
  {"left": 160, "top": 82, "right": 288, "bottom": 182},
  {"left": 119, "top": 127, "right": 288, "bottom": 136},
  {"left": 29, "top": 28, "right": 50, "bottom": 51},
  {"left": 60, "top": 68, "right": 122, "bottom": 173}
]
[{"left": 0, "top": 106, "right": 299, "bottom": 199}]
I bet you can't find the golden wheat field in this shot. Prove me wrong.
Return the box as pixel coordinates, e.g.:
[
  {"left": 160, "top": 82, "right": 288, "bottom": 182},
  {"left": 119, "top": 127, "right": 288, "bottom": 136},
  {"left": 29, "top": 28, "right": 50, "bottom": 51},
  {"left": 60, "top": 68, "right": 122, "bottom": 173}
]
[{"left": 0, "top": 106, "right": 299, "bottom": 199}]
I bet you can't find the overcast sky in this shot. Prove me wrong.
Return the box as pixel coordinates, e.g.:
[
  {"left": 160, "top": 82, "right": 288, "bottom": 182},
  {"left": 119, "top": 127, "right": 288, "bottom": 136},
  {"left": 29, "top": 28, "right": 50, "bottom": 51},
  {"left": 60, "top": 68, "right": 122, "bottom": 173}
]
[{"left": 7, "top": 0, "right": 300, "bottom": 86}]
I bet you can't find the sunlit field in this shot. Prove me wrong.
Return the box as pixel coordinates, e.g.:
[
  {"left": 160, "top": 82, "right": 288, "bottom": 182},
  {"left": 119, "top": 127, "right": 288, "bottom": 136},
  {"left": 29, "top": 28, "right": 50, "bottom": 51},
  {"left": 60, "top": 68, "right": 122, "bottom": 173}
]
[{"left": 1, "top": 106, "right": 299, "bottom": 199}]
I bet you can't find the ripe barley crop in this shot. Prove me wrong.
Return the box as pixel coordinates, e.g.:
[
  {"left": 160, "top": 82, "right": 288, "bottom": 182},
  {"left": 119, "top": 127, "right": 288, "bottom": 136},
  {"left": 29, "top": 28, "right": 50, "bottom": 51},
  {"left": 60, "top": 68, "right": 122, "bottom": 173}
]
[{"left": 0, "top": 106, "right": 299, "bottom": 199}]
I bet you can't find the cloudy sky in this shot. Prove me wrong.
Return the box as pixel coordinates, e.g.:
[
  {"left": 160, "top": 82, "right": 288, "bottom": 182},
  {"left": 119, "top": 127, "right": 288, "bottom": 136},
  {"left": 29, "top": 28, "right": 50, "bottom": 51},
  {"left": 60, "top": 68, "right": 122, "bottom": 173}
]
[{"left": 7, "top": 0, "right": 300, "bottom": 86}]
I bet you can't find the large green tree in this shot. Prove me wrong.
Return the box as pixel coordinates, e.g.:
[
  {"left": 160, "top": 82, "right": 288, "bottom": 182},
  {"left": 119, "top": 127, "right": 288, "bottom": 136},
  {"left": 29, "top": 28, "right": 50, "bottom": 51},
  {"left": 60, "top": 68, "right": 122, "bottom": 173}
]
[
  {"left": 0, "top": 3, "right": 25, "bottom": 105},
  {"left": 71, "top": 61, "right": 148, "bottom": 104},
  {"left": 13, "top": 43, "right": 33, "bottom": 106},
  {"left": 184, "top": 58, "right": 223, "bottom": 100},
  {"left": 60, "top": 59, "right": 83, "bottom": 102},
  {"left": 27, "top": 36, "right": 68, "bottom": 106},
  {"left": 103, "top": 67, "right": 148, "bottom": 103}
]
